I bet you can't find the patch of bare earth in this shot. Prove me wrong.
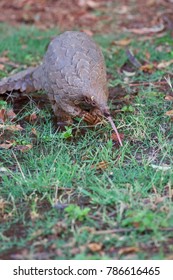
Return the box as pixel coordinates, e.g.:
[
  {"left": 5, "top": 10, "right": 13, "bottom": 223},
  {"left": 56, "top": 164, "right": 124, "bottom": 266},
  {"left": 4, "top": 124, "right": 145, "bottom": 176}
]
[{"left": 0, "top": 0, "right": 173, "bottom": 34}]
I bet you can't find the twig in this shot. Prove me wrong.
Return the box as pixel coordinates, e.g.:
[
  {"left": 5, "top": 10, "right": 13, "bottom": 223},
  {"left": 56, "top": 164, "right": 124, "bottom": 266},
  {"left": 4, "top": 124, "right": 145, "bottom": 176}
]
[
  {"left": 0, "top": 62, "right": 20, "bottom": 68},
  {"left": 12, "top": 151, "right": 26, "bottom": 180},
  {"left": 93, "top": 228, "right": 133, "bottom": 235},
  {"left": 129, "top": 81, "right": 170, "bottom": 87},
  {"left": 93, "top": 227, "right": 173, "bottom": 235},
  {"left": 160, "top": 227, "right": 173, "bottom": 232},
  {"left": 126, "top": 49, "right": 142, "bottom": 68}
]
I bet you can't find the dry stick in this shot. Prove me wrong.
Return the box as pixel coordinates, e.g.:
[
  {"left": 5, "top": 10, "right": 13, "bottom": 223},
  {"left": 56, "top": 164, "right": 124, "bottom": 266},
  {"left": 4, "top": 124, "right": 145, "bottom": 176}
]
[
  {"left": 107, "top": 116, "right": 123, "bottom": 146},
  {"left": 126, "top": 49, "right": 142, "bottom": 68},
  {"left": 160, "top": 227, "right": 173, "bottom": 232},
  {"left": 93, "top": 227, "right": 173, "bottom": 235},
  {"left": 93, "top": 228, "right": 132, "bottom": 235},
  {"left": 12, "top": 151, "right": 26, "bottom": 180},
  {"left": 129, "top": 81, "right": 170, "bottom": 87}
]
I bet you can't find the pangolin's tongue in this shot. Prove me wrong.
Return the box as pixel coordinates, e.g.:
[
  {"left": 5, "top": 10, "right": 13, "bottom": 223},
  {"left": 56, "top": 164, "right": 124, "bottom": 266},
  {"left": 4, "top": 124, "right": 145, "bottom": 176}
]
[{"left": 107, "top": 116, "right": 123, "bottom": 146}]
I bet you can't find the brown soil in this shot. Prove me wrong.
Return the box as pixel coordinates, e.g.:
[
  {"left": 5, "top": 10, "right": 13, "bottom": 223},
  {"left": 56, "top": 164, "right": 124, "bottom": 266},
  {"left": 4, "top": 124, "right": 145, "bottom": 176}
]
[{"left": 0, "top": 0, "right": 173, "bottom": 33}]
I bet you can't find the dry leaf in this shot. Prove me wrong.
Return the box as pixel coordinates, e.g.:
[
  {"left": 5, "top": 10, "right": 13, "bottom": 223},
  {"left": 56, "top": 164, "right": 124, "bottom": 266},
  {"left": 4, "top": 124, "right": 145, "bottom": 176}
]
[
  {"left": 88, "top": 242, "right": 102, "bottom": 252},
  {"left": 0, "top": 109, "right": 6, "bottom": 123},
  {"left": 140, "top": 64, "right": 154, "bottom": 73},
  {"left": 0, "top": 198, "right": 6, "bottom": 212},
  {"left": 91, "top": 161, "right": 109, "bottom": 170},
  {"left": 0, "top": 124, "right": 24, "bottom": 131},
  {"left": 154, "top": 196, "right": 166, "bottom": 204},
  {"left": 123, "top": 70, "right": 136, "bottom": 77},
  {"left": 78, "top": 0, "right": 88, "bottom": 6},
  {"left": 129, "top": 24, "right": 165, "bottom": 34},
  {"left": 30, "top": 211, "right": 40, "bottom": 221},
  {"left": 151, "top": 164, "right": 171, "bottom": 171},
  {"left": 0, "top": 108, "right": 16, "bottom": 123},
  {"left": 15, "top": 144, "right": 33, "bottom": 152},
  {"left": 116, "top": 5, "right": 128, "bottom": 14},
  {"left": 145, "top": 51, "right": 151, "bottom": 60},
  {"left": 0, "top": 57, "right": 9, "bottom": 63},
  {"left": 165, "top": 110, "right": 173, "bottom": 116},
  {"left": 157, "top": 59, "right": 173, "bottom": 69},
  {"left": 165, "top": 95, "right": 173, "bottom": 101},
  {"left": 25, "top": 112, "right": 38, "bottom": 123},
  {"left": 82, "top": 29, "right": 93, "bottom": 36},
  {"left": 0, "top": 167, "right": 8, "bottom": 173},
  {"left": 0, "top": 143, "right": 13, "bottom": 149},
  {"left": 87, "top": 0, "right": 100, "bottom": 8},
  {"left": 7, "top": 109, "right": 16, "bottom": 120},
  {"left": 114, "top": 38, "right": 131, "bottom": 46},
  {"left": 78, "top": 0, "right": 99, "bottom": 8},
  {"left": 31, "top": 229, "right": 44, "bottom": 238},
  {"left": 31, "top": 128, "right": 38, "bottom": 135},
  {"left": 146, "top": 0, "right": 157, "bottom": 6},
  {"left": 29, "top": 112, "right": 37, "bottom": 123},
  {"left": 0, "top": 64, "right": 5, "bottom": 70},
  {"left": 118, "top": 247, "right": 140, "bottom": 255},
  {"left": 111, "top": 132, "right": 124, "bottom": 142}
]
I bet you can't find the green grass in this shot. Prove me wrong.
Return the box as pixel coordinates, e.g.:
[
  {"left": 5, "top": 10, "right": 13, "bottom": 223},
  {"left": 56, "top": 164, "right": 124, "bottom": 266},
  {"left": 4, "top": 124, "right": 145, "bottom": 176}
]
[{"left": 0, "top": 24, "right": 173, "bottom": 260}]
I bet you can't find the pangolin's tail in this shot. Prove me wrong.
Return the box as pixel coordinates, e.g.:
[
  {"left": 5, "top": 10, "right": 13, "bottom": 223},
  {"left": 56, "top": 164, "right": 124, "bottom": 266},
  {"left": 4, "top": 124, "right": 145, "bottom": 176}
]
[{"left": 0, "top": 66, "right": 42, "bottom": 94}]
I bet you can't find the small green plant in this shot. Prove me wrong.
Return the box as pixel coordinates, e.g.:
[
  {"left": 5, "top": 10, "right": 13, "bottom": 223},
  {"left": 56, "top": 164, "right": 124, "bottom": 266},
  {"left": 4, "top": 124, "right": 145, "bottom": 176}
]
[
  {"left": 0, "top": 100, "right": 7, "bottom": 109},
  {"left": 122, "top": 209, "right": 167, "bottom": 232},
  {"left": 60, "top": 126, "right": 73, "bottom": 139},
  {"left": 65, "top": 204, "right": 90, "bottom": 221},
  {"left": 121, "top": 105, "right": 135, "bottom": 113}
]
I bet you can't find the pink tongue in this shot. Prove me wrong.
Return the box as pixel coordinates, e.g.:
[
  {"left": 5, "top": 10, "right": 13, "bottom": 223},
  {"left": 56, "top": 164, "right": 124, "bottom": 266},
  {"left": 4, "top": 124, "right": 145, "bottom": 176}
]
[{"left": 107, "top": 116, "right": 123, "bottom": 146}]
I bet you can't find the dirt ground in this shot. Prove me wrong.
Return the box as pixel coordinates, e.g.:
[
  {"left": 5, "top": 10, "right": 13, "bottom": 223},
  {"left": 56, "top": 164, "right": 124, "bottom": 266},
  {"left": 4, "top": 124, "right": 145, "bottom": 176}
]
[{"left": 0, "top": 0, "right": 173, "bottom": 34}]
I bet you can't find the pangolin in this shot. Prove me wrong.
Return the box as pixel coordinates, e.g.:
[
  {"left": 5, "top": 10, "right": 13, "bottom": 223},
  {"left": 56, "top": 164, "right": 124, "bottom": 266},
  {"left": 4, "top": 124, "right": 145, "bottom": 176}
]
[{"left": 0, "top": 31, "right": 122, "bottom": 146}]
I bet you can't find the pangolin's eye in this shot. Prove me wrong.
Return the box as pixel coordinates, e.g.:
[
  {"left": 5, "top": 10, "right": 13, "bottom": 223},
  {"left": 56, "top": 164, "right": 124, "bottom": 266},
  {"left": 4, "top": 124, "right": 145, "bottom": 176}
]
[
  {"left": 84, "top": 96, "right": 91, "bottom": 104},
  {"left": 91, "top": 101, "right": 96, "bottom": 106}
]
